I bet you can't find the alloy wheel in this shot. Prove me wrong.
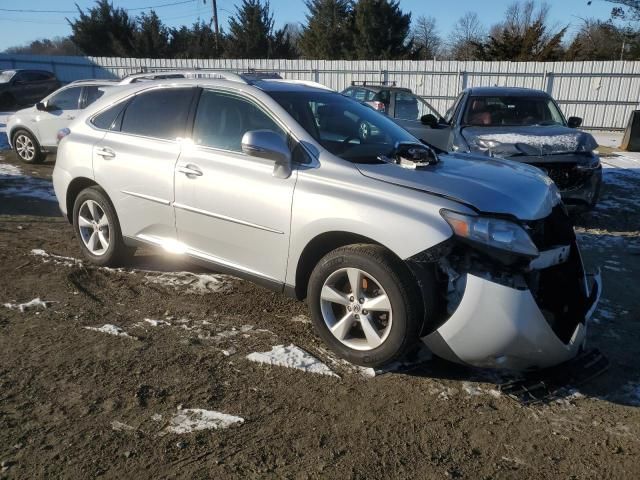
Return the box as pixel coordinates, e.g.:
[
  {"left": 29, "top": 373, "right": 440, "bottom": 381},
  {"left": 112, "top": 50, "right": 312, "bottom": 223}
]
[
  {"left": 15, "top": 134, "right": 36, "bottom": 162},
  {"left": 320, "top": 267, "right": 393, "bottom": 351},
  {"left": 78, "top": 200, "right": 110, "bottom": 256}
]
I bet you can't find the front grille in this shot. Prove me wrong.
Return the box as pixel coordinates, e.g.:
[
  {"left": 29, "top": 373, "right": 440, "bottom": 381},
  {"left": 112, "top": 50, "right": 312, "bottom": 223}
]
[
  {"left": 531, "top": 162, "right": 590, "bottom": 190},
  {"left": 526, "top": 205, "right": 575, "bottom": 250}
]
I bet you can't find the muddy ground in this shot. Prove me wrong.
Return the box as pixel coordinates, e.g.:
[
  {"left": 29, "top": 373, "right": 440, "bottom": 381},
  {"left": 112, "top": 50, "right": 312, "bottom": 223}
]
[{"left": 0, "top": 150, "right": 639, "bottom": 479}]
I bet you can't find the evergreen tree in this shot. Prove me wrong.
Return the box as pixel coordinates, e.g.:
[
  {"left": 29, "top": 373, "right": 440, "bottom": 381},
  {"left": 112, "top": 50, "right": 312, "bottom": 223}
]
[
  {"left": 168, "top": 22, "right": 222, "bottom": 59},
  {"left": 133, "top": 11, "right": 170, "bottom": 58},
  {"left": 351, "top": 0, "right": 412, "bottom": 60},
  {"left": 299, "top": 0, "right": 353, "bottom": 59},
  {"left": 68, "top": 0, "right": 135, "bottom": 56},
  {"left": 225, "top": 0, "right": 294, "bottom": 58}
]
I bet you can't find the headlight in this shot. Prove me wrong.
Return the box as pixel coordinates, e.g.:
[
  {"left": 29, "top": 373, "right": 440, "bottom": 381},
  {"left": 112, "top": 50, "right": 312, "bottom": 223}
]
[
  {"left": 441, "top": 210, "right": 539, "bottom": 258},
  {"left": 576, "top": 151, "right": 601, "bottom": 171}
]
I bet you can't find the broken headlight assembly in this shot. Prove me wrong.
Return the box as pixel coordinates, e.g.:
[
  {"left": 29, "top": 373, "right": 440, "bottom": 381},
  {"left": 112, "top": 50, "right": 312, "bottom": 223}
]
[
  {"left": 576, "top": 151, "right": 601, "bottom": 171},
  {"left": 440, "top": 210, "right": 539, "bottom": 262}
]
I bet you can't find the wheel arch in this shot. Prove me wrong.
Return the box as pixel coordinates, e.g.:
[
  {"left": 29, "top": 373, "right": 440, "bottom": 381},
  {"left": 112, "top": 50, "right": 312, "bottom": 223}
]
[
  {"left": 65, "top": 177, "right": 99, "bottom": 223},
  {"left": 9, "top": 125, "right": 38, "bottom": 150},
  {"left": 292, "top": 231, "right": 417, "bottom": 301}
]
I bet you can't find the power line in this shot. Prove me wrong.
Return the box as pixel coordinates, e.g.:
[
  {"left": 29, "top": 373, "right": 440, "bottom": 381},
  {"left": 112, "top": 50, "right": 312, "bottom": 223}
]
[{"left": 0, "top": 0, "right": 196, "bottom": 15}]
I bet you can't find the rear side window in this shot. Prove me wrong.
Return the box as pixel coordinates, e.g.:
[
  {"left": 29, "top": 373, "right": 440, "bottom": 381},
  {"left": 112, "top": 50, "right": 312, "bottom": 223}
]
[
  {"left": 91, "top": 101, "right": 128, "bottom": 130},
  {"left": 83, "top": 86, "right": 107, "bottom": 108},
  {"left": 193, "top": 90, "right": 285, "bottom": 152},
  {"left": 120, "top": 88, "right": 193, "bottom": 140},
  {"left": 48, "top": 87, "right": 82, "bottom": 110},
  {"left": 353, "top": 89, "right": 367, "bottom": 101}
]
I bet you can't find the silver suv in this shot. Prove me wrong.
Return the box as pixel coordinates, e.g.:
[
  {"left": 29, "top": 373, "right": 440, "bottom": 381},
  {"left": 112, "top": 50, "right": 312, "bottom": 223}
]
[{"left": 52, "top": 74, "right": 600, "bottom": 370}]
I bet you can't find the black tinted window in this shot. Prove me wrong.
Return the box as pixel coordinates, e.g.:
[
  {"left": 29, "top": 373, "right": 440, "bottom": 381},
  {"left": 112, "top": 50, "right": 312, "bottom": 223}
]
[
  {"left": 83, "top": 86, "right": 107, "bottom": 108},
  {"left": 193, "top": 90, "right": 285, "bottom": 152},
  {"left": 48, "top": 87, "right": 82, "bottom": 110},
  {"left": 92, "top": 101, "right": 128, "bottom": 130},
  {"left": 121, "top": 88, "right": 193, "bottom": 140}
]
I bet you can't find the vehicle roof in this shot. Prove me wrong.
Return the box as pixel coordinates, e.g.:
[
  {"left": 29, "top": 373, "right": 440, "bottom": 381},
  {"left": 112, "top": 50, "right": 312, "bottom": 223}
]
[
  {"left": 1, "top": 69, "right": 54, "bottom": 75},
  {"left": 68, "top": 79, "right": 120, "bottom": 86},
  {"left": 466, "top": 86, "right": 550, "bottom": 97},
  {"left": 348, "top": 84, "right": 412, "bottom": 92}
]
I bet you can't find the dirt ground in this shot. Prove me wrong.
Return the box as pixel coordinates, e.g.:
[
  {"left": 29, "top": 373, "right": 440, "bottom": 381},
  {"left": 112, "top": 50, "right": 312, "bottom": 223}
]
[{"left": 0, "top": 150, "right": 639, "bottom": 480}]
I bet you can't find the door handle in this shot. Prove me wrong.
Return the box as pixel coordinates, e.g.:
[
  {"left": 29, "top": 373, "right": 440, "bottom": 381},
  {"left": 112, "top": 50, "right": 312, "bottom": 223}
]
[
  {"left": 177, "top": 164, "right": 203, "bottom": 177},
  {"left": 95, "top": 147, "right": 115, "bottom": 159},
  {"left": 66, "top": 115, "right": 75, "bottom": 120}
]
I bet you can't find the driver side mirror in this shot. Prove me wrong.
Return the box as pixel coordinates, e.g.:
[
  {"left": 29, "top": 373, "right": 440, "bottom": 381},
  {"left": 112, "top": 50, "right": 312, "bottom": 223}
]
[
  {"left": 567, "top": 116, "right": 582, "bottom": 128},
  {"left": 36, "top": 101, "right": 47, "bottom": 111},
  {"left": 241, "top": 130, "right": 292, "bottom": 179},
  {"left": 420, "top": 113, "right": 438, "bottom": 128}
]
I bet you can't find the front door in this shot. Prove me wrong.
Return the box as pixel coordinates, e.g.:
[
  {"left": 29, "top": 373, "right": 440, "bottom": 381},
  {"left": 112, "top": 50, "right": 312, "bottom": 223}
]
[
  {"left": 93, "top": 87, "right": 195, "bottom": 243},
  {"left": 174, "top": 89, "right": 297, "bottom": 284},
  {"left": 37, "top": 86, "right": 82, "bottom": 147}
]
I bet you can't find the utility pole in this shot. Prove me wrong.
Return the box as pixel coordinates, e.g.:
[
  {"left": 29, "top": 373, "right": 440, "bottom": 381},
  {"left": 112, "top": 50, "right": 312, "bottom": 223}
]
[{"left": 204, "top": 0, "right": 220, "bottom": 51}]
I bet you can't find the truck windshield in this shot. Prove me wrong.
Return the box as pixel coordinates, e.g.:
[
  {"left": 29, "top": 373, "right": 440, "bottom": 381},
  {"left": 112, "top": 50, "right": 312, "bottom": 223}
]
[
  {"left": 462, "top": 95, "right": 565, "bottom": 127},
  {"left": 267, "top": 90, "right": 418, "bottom": 163}
]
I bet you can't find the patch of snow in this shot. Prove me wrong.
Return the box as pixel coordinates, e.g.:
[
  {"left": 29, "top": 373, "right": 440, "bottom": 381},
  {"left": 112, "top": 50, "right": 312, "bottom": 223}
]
[
  {"left": 31, "top": 248, "right": 83, "bottom": 267},
  {"left": 111, "top": 420, "right": 135, "bottom": 431},
  {"left": 0, "top": 163, "right": 56, "bottom": 201},
  {"left": 478, "top": 133, "right": 579, "bottom": 152},
  {"left": 151, "top": 414, "right": 163, "bottom": 422},
  {"left": 3, "top": 297, "right": 50, "bottom": 312},
  {"left": 144, "top": 318, "right": 171, "bottom": 327},
  {"left": 221, "top": 346, "right": 237, "bottom": 356},
  {"left": 291, "top": 314, "right": 311, "bottom": 324},
  {"left": 84, "top": 324, "right": 134, "bottom": 338},
  {"left": 247, "top": 344, "right": 339, "bottom": 377},
  {"left": 462, "top": 382, "right": 484, "bottom": 396},
  {"left": 164, "top": 408, "right": 244, "bottom": 434},
  {"left": 144, "top": 271, "right": 231, "bottom": 294}
]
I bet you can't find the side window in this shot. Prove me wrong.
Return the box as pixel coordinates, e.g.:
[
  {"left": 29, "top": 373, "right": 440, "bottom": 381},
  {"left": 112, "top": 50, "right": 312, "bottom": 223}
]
[
  {"left": 353, "top": 89, "right": 367, "bottom": 102},
  {"left": 91, "top": 101, "right": 128, "bottom": 131},
  {"left": 120, "top": 88, "right": 193, "bottom": 140},
  {"left": 342, "top": 88, "right": 354, "bottom": 98},
  {"left": 48, "top": 87, "right": 82, "bottom": 110},
  {"left": 193, "top": 90, "right": 286, "bottom": 153},
  {"left": 83, "top": 86, "right": 107, "bottom": 108},
  {"left": 373, "top": 90, "right": 390, "bottom": 104}
]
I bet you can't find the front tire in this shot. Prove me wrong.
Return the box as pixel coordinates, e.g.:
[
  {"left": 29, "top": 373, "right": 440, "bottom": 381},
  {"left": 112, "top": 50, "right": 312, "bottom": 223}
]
[
  {"left": 72, "top": 186, "right": 135, "bottom": 266},
  {"left": 12, "top": 130, "right": 44, "bottom": 164},
  {"left": 307, "top": 244, "right": 422, "bottom": 368}
]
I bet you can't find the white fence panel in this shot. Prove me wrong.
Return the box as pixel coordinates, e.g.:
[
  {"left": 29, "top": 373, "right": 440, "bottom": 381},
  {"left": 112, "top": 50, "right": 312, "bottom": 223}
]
[{"left": 1, "top": 54, "right": 639, "bottom": 129}]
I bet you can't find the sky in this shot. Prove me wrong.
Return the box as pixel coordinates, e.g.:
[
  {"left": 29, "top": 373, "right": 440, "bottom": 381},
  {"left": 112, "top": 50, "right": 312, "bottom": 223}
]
[{"left": 0, "top": 0, "right": 617, "bottom": 51}]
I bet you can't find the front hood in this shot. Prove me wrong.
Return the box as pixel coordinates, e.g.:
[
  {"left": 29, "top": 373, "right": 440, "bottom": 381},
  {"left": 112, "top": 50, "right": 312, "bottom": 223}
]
[
  {"left": 357, "top": 152, "right": 559, "bottom": 220},
  {"left": 461, "top": 125, "right": 598, "bottom": 157}
]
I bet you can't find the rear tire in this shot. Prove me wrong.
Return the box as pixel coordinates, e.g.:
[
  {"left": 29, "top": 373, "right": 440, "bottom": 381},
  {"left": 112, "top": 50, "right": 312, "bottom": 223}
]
[
  {"left": 12, "top": 129, "right": 44, "bottom": 164},
  {"left": 307, "top": 244, "right": 422, "bottom": 368},
  {"left": 72, "top": 186, "right": 136, "bottom": 267}
]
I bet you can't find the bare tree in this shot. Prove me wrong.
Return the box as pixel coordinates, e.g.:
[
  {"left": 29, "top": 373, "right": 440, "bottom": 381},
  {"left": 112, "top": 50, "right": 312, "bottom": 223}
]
[
  {"left": 448, "top": 12, "right": 486, "bottom": 60},
  {"left": 411, "top": 15, "right": 442, "bottom": 59}
]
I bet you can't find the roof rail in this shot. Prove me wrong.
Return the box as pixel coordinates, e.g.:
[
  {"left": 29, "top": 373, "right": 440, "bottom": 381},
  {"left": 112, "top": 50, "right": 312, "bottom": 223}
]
[
  {"left": 119, "top": 69, "right": 248, "bottom": 85},
  {"left": 262, "top": 79, "right": 334, "bottom": 91},
  {"left": 351, "top": 80, "right": 397, "bottom": 87}
]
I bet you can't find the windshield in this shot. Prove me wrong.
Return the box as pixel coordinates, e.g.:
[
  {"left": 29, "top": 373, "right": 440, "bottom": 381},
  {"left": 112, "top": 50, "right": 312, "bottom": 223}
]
[
  {"left": 462, "top": 95, "right": 565, "bottom": 127},
  {"left": 267, "top": 90, "right": 418, "bottom": 163},
  {"left": 0, "top": 70, "right": 16, "bottom": 83}
]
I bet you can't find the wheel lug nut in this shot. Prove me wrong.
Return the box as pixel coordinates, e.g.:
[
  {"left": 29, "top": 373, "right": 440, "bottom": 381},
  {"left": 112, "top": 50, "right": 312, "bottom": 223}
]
[
  {"left": 354, "top": 314, "right": 359, "bottom": 319},
  {"left": 362, "top": 310, "right": 368, "bottom": 315},
  {"left": 347, "top": 306, "right": 352, "bottom": 311},
  {"left": 350, "top": 296, "right": 354, "bottom": 301},
  {"left": 359, "top": 298, "right": 364, "bottom": 304}
]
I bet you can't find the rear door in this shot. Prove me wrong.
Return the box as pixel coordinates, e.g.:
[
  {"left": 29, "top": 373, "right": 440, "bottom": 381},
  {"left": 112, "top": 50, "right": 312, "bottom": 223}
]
[
  {"left": 93, "top": 87, "right": 196, "bottom": 243},
  {"left": 37, "top": 86, "right": 83, "bottom": 147},
  {"left": 174, "top": 88, "right": 297, "bottom": 283}
]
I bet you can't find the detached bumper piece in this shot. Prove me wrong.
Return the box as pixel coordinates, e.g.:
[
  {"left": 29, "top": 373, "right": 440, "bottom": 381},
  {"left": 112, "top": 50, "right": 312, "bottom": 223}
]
[{"left": 498, "top": 348, "right": 609, "bottom": 405}]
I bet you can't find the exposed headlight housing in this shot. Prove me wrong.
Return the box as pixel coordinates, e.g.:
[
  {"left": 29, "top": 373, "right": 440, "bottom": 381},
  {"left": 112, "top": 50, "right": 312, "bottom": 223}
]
[
  {"left": 441, "top": 210, "right": 539, "bottom": 258},
  {"left": 474, "top": 138, "right": 502, "bottom": 150}
]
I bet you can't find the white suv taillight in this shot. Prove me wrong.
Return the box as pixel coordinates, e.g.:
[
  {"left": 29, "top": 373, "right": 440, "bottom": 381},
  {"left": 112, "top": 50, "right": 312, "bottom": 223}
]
[
  {"left": 372, "top": 101, "right": 386, "bottom": 112},
  {"left": 56, "top": 128, "right": 70, "bottom": 144}
]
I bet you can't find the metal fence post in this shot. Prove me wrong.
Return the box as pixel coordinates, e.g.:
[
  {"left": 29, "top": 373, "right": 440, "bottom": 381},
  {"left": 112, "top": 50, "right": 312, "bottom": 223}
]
[
  {"left": 545, "top": 71, "right": 554, "bottom": 95},
  {"left": 382, "top": 69, "right": 389, "bottom": 84},
  {"left": 459, "top": 71, "right": 468, "bottom": 90}
]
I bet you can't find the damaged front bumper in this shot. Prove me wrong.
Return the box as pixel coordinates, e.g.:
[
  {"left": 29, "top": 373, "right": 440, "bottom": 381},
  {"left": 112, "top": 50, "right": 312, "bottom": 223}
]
[
  {"left": 413, "top": 207, "right": 601, "bottom": 371},
  {"left": 422, "top": 269, "right": 600, "bottom": 370}
]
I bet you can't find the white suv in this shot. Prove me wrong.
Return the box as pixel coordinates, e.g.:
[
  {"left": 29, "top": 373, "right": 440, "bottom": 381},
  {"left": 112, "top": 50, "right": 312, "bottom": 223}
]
[
  {"left": 52, "top": 74, "right": 600, "bottom": 370},
  {"left": 7, "top": 80, "right": 117, "bottom": 163}
]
